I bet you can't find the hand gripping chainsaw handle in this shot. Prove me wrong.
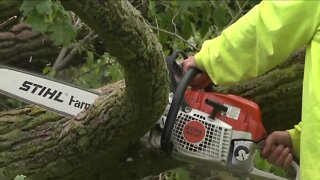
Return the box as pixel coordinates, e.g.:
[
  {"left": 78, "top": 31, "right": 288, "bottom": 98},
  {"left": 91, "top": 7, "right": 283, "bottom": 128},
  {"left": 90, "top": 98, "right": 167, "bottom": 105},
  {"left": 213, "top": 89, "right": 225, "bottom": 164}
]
[
  {"left": 252, "top": 141, "right": 300, "bottom": 180},
  {"left": 160, "top": 51, "right": 300, "bottom": 180}
]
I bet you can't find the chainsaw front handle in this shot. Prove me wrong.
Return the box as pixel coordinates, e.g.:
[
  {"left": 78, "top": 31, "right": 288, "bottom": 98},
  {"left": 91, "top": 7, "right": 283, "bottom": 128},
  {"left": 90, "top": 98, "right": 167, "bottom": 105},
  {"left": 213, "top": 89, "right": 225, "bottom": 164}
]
[
  {"left": 161, "top": 67, "right": 200, "bottom": 153},
  {"left": 166, "top": 50, "right": 188, "bottom": 92}
]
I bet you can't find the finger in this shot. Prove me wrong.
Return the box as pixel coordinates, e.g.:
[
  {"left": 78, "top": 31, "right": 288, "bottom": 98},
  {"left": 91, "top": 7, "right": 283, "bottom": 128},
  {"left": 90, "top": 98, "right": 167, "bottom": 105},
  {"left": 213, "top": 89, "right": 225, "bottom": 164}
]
[
  {"left": 181, "top": 57, "right": 196, "bottom": 73},
  {"left": 283, "top": 153, "right": 293, "bottom": 171},
  {"left": 181, "top": 60, "right": 189, "bottom": 73},
  {"left": 267, "top": 144, "right": 285, "bottom": 164},
  {"left": 190, "top": 73, "right": 210, "bottom": 85},
  {"left": 274, "top": 147, "right": 291, "bottom": 168},
  {"left": 262, "top": 144, "right": 275, "bottom": 159},
  {"left": 262, "top": 135, "right": 277, "bottom": 157}
]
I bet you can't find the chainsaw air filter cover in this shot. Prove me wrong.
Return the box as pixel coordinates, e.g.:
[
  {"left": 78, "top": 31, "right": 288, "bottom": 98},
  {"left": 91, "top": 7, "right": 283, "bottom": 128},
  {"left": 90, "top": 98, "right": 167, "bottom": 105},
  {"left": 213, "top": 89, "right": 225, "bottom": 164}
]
[{"left": 171, "top": 108, "right": 232, "bottom": 166}]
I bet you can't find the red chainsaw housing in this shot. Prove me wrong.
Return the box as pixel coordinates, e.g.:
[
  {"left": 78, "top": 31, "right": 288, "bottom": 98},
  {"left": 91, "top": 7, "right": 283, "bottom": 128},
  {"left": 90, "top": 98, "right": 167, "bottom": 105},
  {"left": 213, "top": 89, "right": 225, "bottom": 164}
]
[{"left": 184, "top": 89, "right": 267, "bottom": 142}]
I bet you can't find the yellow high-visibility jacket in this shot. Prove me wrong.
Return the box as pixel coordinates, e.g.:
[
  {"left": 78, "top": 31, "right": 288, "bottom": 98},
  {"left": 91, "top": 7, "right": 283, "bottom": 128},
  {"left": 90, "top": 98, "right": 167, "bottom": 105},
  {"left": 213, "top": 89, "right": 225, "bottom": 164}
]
[{"left": 194, "top": 1, "right": 320, "bottom": 179}]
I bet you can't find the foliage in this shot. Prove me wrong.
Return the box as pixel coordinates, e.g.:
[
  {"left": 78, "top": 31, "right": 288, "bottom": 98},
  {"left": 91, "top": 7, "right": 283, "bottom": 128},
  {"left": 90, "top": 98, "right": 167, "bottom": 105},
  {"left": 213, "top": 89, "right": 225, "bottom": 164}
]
[
  {"left": 16, "top": 0, "right": 262, "bottom": 93},
  {"left": 68, "top": 53, "right": 123, "bottom": 89},
  {"left": 19, "top": 0, "right": 76, "bottom": 46},
  {"left": 168, "top": 167, "right": 191, "bottom": 180},
  {"left": 14, "top": 175, "right": 26, "bottom": 180},
  {"left": 254, "top": 152, "right": 287, "bottom": 178},
  {"left": 148, "top": 0, "right": 259, "bottom": 56},
  {"left": 148, "top": 167, "right": 191, "bottom": 180},
  {"left": 43, "top": 51, "right": 124, "bottom": 89}
]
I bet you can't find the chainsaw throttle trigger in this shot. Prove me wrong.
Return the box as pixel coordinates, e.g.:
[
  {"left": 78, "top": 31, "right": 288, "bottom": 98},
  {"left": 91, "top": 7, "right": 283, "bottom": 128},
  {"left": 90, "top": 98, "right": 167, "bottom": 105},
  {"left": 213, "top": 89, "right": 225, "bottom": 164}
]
[{"left": 205, "top": 99, "right": 228, "bottom": 119}]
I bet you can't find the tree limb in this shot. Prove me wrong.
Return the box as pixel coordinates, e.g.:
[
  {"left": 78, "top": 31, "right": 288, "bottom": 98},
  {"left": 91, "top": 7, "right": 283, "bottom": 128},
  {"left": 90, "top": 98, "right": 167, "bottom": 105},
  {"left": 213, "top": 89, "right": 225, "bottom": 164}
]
[{"left": 0, "top": 0, "right": 169, "bottom": 179}]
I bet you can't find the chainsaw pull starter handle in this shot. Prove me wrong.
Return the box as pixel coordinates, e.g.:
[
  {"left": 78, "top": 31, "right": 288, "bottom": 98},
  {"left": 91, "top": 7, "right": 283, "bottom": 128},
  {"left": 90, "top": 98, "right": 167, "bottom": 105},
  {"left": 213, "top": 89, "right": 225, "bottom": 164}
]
[
  {"left": 161, "top": 67, "right": 200, "bottom": 154},
  {"left": 205, "top": 99, "right": 228, "bottom": 120}
]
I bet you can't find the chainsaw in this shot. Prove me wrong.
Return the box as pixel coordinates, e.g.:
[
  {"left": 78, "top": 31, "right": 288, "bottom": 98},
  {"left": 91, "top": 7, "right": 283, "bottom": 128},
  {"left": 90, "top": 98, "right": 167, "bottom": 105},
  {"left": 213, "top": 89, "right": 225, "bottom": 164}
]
[
  {"left": 0, "top": 51, "right": 299, "bottom": 180},
  {"left": 148, "top": 50, "right": 300, "bottom": 180}
]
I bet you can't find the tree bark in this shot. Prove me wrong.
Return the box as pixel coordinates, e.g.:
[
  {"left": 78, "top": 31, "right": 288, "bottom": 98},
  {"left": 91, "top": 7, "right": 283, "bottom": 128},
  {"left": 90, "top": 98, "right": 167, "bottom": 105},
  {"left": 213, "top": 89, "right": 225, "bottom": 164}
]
[
  {"left": 0, "top": 21, "right": 104, "bottom": 73},
  {"left": 0, "top": 0, "right": 21, "bottom": 22},
  {"left": 0, "top": 22, "right": 60, "bottom": 71},
  {"left": 0, "top": 0, "right": 150, "bottom": 72},
  {"left": 1, "top": 1, "right": 169, "bottom": 179}
]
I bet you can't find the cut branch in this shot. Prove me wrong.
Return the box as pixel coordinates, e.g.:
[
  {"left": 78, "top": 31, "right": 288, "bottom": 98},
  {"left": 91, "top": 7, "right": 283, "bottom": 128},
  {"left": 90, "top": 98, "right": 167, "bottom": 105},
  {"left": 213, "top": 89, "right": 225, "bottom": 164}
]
[{"left": 53, "top": 31, "right": 96, "bottom": 71}]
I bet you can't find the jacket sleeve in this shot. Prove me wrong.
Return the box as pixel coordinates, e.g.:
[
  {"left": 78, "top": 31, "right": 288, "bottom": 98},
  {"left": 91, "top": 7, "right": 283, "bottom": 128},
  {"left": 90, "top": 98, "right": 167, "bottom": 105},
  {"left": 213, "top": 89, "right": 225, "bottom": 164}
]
[
  {"left": 288, "top": 122, "right": 301, "bottom": 159},
  {"left": 195, "top": 0, "right": 320, "bottom": 84}
]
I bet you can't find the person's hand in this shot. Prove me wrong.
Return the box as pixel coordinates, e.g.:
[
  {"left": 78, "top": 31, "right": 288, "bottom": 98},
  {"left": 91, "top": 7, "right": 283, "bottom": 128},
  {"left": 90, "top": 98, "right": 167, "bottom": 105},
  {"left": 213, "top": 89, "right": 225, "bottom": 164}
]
[
  {"left": 261, "top": 131, "right": 294, "bottom": 170},
  {"left": 181, "top": 56, "right": 212, "bottom": 89}
]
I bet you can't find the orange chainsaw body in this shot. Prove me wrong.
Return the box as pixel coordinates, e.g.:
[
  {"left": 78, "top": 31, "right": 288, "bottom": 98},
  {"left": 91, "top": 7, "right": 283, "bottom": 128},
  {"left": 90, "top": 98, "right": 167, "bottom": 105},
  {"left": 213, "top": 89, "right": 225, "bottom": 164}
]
[{"left": 184, "top": 89, "right": 267, "bottom": 142}]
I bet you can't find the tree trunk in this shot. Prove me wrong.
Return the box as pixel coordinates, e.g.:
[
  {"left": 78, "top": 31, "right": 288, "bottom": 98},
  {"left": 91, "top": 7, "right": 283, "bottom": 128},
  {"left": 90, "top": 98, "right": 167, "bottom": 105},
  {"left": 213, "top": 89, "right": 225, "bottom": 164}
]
[
  {"left": 0, "top": 0, "right": 21, "bottom": 22},
  {"left": 0, "top": 22, "right": 60, "bottom": 71},
  {"left": 1, "top": 1, "right": 169, "bottom": 179},
  {"left": 0, "top": 0, "right": 149, "bottom": 72},
  {"left": 0, "top": 81, "right": 171, "bottom": 180},
  {"left": 0, "top": 21, "right": 104, "bottom": 73},
  {"left": 0, "top": 0, "right": 305, "bottom": 179}
]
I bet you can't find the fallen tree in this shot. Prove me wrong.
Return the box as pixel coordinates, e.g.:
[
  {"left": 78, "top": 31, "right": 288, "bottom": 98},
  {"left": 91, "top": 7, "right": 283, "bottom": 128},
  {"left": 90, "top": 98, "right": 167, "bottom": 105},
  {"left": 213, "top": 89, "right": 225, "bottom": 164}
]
[
  {"left": 0, "top": 0, "right": 303, "bottom": 179},
  {"left": 1, "top": 1, "right": 169, "bottom": 179},
  {"left": 0, "top": 0, "right": 148, "bottom": 72}
]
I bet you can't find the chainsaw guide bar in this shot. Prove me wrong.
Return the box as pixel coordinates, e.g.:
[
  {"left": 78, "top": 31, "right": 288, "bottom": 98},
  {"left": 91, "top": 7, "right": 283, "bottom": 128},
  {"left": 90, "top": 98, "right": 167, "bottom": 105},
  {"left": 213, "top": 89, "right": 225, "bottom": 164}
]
[{"left": 0, "top": 66, "right": 99, "bottom": 117}]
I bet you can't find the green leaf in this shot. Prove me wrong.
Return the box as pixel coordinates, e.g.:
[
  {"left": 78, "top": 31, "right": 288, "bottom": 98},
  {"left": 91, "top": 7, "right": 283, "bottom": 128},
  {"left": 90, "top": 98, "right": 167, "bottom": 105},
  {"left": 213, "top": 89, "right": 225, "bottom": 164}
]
[
  {"left": 212, "top": 6, "right": 228, "bottom": 29},
  {"left": 181, "top": 16, "right": 192, "bottom": 39},
  {"left": 19, "top": 0, "right": 36, "bottom": 16},
  {"left": 20, "top": 0, "right": 76, "bottom": 46},
  {"left": 48, "top": 20, "right": 76, "bottom": 46},
  {"left": 108, "top": 64, "right": 123, "bottom": 82},
  {"left": 175, "top": 168, "right": 190, "bottom": 180},
  {"left": 35, "top": 0, "right": 53, "bottom": 14},
  {"left": 254, "top": 152, "right": 287, "bottom": 177},
  {"left": 177, "top": 1, "right": 192, "bottom": 12},
  {"left": 25, "top": 13, "right": 49, "bottom": 32},
  {"left": 148, "top": 0, "right": 156, "bottom": 18},
  {"left": 168, "top": 168, "right": 190, "bottom": 180},
  {"left": 42, "top": 66, "right": 53, "bottom": 75},
  {"left": 14, "top": 175, "right": 26, "bottom": 180},
  {"left": 86, "top": 51, "right": 95, "bottom": 65}
]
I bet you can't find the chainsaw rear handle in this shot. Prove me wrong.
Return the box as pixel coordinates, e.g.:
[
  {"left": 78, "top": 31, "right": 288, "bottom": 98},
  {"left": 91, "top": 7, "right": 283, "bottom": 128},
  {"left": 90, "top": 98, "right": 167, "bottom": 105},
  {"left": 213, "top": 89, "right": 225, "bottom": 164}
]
[
  {"left": 282, "top": 161, "right": 300, "bottom": 180},
  {"left": 292, "top": 161, "right": 300, "bottom": 180},
  {"left": 161, "top": 67, "right": 200, "bottom": 153},
  {"left": 250, "top": 161, "right": 300, "bottom": 180}
]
